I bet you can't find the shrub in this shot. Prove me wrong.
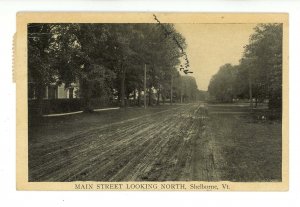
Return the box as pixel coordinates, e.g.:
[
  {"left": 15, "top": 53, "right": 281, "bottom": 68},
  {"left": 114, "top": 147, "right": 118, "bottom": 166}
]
[{"left": 28, "top": 98, "right": 83, "bottom": 115}]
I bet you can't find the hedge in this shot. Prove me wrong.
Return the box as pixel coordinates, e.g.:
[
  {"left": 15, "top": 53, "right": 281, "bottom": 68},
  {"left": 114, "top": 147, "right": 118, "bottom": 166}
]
[{"left": 28, "top": 98, "right": 83, "bottom": 115}]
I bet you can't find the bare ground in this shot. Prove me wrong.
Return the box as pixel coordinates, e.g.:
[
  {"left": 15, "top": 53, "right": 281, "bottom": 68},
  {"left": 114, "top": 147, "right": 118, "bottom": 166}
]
[{"left": 28, "top": 103, "right": 282, "bottom": 182}]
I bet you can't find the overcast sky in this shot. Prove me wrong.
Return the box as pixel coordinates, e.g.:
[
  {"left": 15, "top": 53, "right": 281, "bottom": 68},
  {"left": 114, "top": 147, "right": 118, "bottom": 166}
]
[{"left": 175, "top": 23, "right": 257, "bottom": 91}]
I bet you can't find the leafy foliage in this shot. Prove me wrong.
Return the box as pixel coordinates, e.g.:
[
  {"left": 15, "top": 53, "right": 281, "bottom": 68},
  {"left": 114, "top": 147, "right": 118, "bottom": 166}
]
[
  {"left": 208, "top": 24, "right": 283, "bottom": 109},
  {"left": 28, "top": 23, "right": 199, "bottom": 114},
  {"left": 208, "top": 64, "right": 238, "bottom": 102}
]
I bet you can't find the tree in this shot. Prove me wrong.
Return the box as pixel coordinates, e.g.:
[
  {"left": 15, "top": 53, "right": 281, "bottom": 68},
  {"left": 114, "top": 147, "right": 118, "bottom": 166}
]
[
  {"left": 244, "top": 24, "right": 283, "bottom": 109},
  {"left": 53, "top": 24, "right": 116, "bottom": 112},
  {"left": 208, "top": 24, "right": 283, "bottom": 110},
  {"left": 208, "top": 64, "right": 238, "bottom": 102},
  {"left": 178, "top": 76, "right": 199, "bottom": 103},
  {"left": 28, "top": 24, "right": 58, "bottom": 115},
  {"left": 28, "top": 23, "right": 191, "bottom": 115}
]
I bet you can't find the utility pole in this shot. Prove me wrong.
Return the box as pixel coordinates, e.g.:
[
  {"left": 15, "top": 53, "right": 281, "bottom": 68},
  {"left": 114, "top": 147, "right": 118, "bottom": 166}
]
[
  {"left": 144, "top": 64, "right": 147, "bottom": 109},
  {"left": 170, "top": 74, "right": 173, "bottom": 105},
  {"left": 180, "top": 79, "right": 183, "bottom": 104}
]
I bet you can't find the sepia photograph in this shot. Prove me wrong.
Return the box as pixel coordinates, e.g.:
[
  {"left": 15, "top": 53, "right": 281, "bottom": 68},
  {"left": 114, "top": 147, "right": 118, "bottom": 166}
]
[{"left": 15, "top": 13, "right": 288, "bottom": 190}]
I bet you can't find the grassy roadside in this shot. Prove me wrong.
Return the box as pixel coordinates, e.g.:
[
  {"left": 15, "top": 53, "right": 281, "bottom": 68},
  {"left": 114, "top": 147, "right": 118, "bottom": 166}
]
[{"left": 206, "top": 104, "right": 282, "bottom": 181}]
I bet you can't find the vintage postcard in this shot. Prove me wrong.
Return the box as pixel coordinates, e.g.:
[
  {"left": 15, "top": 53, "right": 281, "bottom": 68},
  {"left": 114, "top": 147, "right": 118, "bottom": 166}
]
[{"left": 15, "top": 12, "right": 288, "bottom": 191}]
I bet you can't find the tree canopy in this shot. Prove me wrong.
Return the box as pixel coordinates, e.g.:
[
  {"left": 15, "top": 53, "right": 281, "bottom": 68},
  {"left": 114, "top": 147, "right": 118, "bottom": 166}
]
[
  {"left": 208, "top": 24, "right": 283, "bottom": 109},
  {"left": 28, "top": 23, "right": 200, "bottom": 114},
  {"left": 208, "top": 64, "right": 238, "bottom": 102}
]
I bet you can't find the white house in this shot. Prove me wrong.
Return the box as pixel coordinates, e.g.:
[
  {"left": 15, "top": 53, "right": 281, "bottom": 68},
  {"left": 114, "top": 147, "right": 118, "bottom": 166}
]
[{"left": 28, "top": 82, "right": 79, "bottom": 100}]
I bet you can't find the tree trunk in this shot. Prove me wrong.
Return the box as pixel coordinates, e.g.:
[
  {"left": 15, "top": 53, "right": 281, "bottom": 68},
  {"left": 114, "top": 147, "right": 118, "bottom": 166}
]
[
  {"left": 149, "top": 64, "right": 155, "bottom": 107},
  {"left": 138, "top": 88, "right": 141, "bottom": 107},
  {"left": 180, "top": 81, "right": 183, "bottom": 104},
  {"left": 170, "top": 75, "right": 173, "bottom": 105},
  {"left": 162, "top": 88, "right": 165, "bottom": 105},
  {"left": 126, "top": 92, "right": 130, "bottom": 107},
  {"left": 133, "top": 89, "right": 136, "bottom": 105},
  {"left": 117, "top": 89, "right": 121, "bottom": 102},
  {"left": 156, "top": 85, "right": 160, "bottom": 105},
  {"left": 81, "top": 79, "right": 93, "bottom": 113},
  {"left": 148, "top": 87, "right": 152, "bottom": 106},
  {"left": 120, "top": 63, "right": 126, "bottom": 108},
  {"left": 180, "top": 90, "right": 183, "bottom": 104}
]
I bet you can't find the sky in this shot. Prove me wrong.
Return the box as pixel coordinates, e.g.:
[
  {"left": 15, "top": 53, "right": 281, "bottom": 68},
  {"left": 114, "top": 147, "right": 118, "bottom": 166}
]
[{"left": 175, "top": 23, "right": 257, "bottom": 91}]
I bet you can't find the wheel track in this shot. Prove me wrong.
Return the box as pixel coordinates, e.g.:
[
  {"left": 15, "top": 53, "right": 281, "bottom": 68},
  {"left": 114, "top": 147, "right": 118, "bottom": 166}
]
[
  {"left": 31, "top": 105, "right": 193, "bottom": 181},
  {"left": 33, "top": 113, "right": 172, "bottom": 181},
  {"left": 29, "top": 104, "right": 212, "bottom": 182},
  {"left": 84, "top": 105, "right": 195, "bottom": 181},
  {"left": 30, "top": 106, "right": 187, "bottom": 179}
]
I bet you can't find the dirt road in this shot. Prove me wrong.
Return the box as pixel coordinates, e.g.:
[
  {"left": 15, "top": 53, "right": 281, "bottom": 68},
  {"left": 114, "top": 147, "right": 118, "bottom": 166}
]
[{"left": 29, "top": 103, "right": 282, "bottom": 182}]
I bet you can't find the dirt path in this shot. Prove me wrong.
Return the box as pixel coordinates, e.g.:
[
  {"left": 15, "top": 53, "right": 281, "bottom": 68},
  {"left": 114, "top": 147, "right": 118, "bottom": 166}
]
[
  {"left": 29, "top": 103, "right": 221, "bottom": 181},
  {"left": 29, "top": 102, "right": 281, "bottom": 182}
]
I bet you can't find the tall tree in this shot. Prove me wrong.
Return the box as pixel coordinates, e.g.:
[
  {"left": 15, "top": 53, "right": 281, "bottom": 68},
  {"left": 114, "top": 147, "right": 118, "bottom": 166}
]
[
  {"left": 28, "top": 24, "right": 58, "bottom": 115},
  {"left": 28, "top": 23, "right": 190, "bottom": 114},
  {"left": 208, "top": 64, "right": 238, "bottom": 102},
  {"left": 244, "top": 24, "right": 283, "bottom": 109},
  {"left": 53, "top": 24, "right": 117, "bottom": 112},
  {"left": 208, "top": 24, "right": 282, "bottom": 109}
]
